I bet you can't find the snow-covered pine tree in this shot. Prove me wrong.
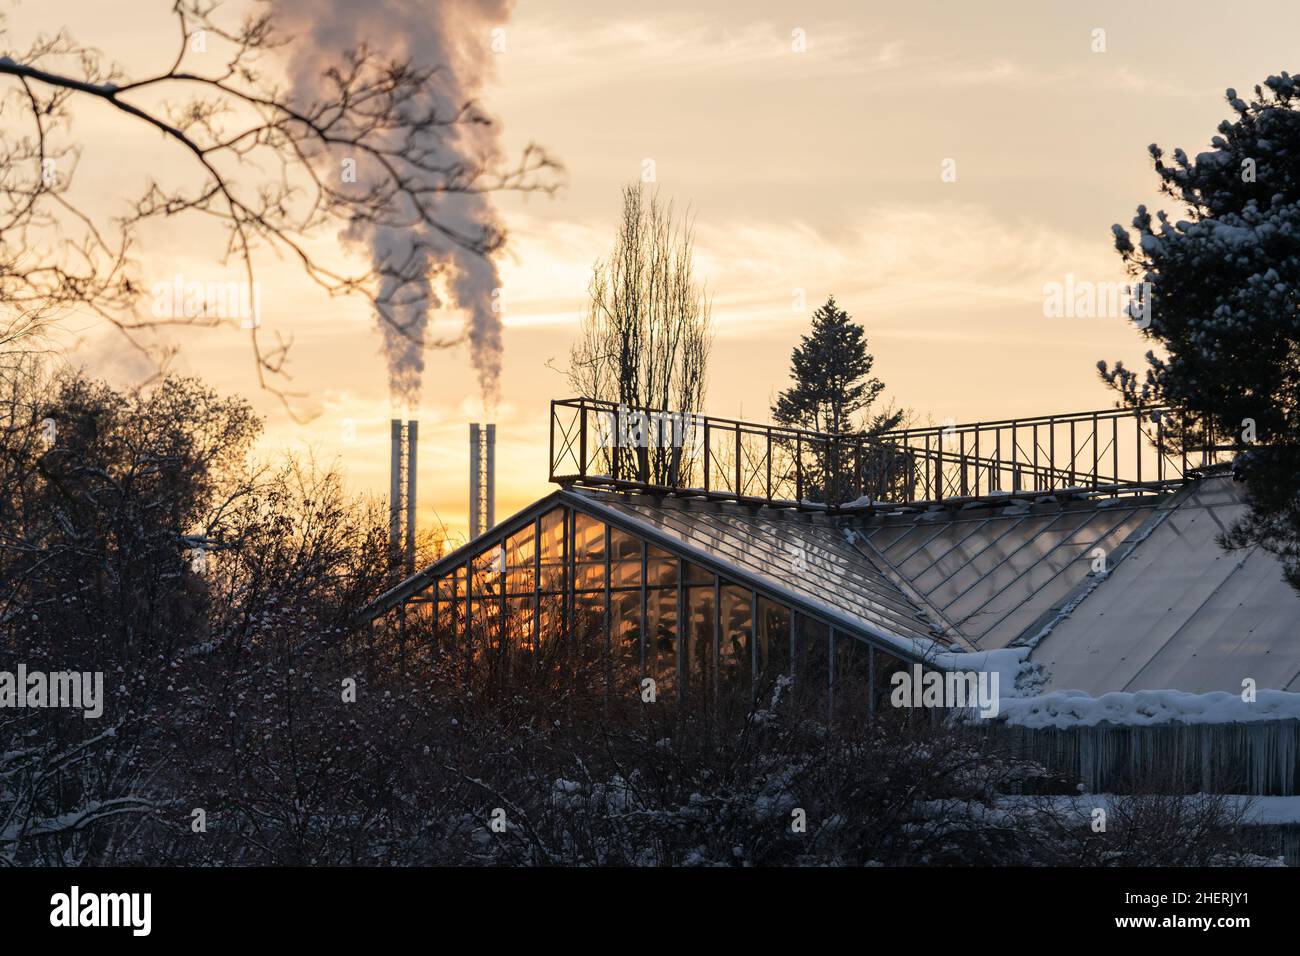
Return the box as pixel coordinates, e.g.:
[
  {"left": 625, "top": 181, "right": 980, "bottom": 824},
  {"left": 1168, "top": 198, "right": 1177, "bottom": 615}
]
[{"left": 1104, "top": 72, "right": 1300, "bottom": 585}]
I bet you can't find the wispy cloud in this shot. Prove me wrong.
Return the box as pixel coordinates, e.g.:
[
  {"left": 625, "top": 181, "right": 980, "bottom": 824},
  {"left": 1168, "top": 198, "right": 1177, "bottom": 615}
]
[
  {"left": 497, "top": 15, "right": 1212, "bottom": 100},
  {"left": 690, "top": 203, "right": 1119, "bottom": 333},
  {"left": 495, "top": 18, "right": 955, "bottom": 93},
  {"left": 482, "top": 201, "right": 1125, "bottom": 351}
]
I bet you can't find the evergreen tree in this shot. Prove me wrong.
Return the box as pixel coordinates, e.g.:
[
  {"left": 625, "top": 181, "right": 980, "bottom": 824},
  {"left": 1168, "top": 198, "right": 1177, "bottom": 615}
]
[
  {"left": 772, "top": 296, "right": 902, "bottom": 502},
  {"left": 773, "top": 295, "right": 900, "bottom": 435},
  {"left": 1104, "top": 72, "right": 1300, "bottom": 586}
]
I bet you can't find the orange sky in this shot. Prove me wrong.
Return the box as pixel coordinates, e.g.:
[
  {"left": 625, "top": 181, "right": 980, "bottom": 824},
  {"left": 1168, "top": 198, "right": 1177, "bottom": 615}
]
[{"left": 17, "top": 0, "right": 1300, "bottom": 547}]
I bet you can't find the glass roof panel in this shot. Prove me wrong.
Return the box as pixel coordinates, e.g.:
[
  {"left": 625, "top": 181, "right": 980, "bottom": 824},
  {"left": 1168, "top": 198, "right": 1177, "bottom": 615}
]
[
  {"left": 861, "top": 500, "right": 1155, "bottom": 649},
  {"left": 1035, "top": 478, "right": 1300, "bottom": 695},
  {"left": 571, "top": 489, "right": 937, "bottom": 644}
]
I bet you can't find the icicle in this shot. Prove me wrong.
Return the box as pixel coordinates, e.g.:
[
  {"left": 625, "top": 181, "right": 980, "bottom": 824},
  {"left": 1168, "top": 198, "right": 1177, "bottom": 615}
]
[{"left": 1004, "top": 719, "right": 1300, "bottom": 796}]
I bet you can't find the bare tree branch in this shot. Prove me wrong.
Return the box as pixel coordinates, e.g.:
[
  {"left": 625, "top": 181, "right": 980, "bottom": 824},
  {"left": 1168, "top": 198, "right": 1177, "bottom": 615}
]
[{"left": 0, "top": 0, "right": 561, "bottom": 419}]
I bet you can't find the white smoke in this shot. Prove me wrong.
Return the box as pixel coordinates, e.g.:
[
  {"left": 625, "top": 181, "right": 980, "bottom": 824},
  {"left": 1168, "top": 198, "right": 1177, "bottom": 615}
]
[{"left": 276, "top": 0, "right": 511, "bottom": 410}]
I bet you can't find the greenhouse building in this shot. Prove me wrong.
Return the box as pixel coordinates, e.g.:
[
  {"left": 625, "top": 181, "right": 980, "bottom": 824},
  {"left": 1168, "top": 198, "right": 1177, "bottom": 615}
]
[{"left": 360, "top": 397, "right": 1300, "bottom": 743}]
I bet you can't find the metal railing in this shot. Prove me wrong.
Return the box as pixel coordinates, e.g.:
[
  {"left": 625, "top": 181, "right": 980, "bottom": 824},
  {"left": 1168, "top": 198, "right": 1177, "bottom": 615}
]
[{"left": 549, "top": 397, "right": 1232, "bottom": 512}]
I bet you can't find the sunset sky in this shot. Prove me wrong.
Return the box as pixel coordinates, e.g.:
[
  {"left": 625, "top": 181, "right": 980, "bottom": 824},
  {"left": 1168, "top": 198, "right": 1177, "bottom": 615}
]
[{"left": 19, "top": 0, "right": 1300, "bottom": 547}]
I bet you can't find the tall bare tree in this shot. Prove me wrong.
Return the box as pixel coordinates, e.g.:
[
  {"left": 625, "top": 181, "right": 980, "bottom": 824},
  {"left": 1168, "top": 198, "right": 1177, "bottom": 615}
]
[{"left": 568, "top": 183, "right": 712, "bottom": 484}]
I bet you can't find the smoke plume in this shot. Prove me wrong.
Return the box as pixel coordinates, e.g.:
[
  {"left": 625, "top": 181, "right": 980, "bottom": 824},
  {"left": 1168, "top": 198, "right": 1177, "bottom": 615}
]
[{"left": 276, "top": 0, "right": 510, "bottom": 410}]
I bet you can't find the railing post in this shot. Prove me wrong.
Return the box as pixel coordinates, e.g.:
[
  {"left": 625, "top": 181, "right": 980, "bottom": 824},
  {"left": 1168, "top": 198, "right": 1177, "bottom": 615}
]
[
  {"left": 1032, "top": 423, "right": 1039, "bottom": 489},
  {"left": 828, "top": 434, "right": 838, "bottom": 507},
  {"left": 1135, "top": 408, "right": 1142, "bottom": 485},
  {"left": 766, "top": 426, "right": 773, "bottom": 503},
  {"left": 1069, "top": 419, "right": 1076, "bottom": 486},
  {"left": 993, "top": 427, "right": 1000, "bottom": 493},
  {"left": 734, "top": 426, "right": 742, "bottom": 497},
  {"left": 1048, "top": 417, "right": 1055, "bottom": 491},
  {"left": 579, "top": 403, "right": 588, "bottom": 478},
  {"left": 703, "top": 419, "right": 711, "bottom": 494},
  {"left": 1184, "top": 411, "right": 1191, "bottom": 477},
  {"left": 612, "top": 405, "right": 622, "bottom": 483},
  {"left": 854, "top": 438, "right": 863, "bottom": 502},
  {"left": 796, "top": 433, "right": 803, "bottom": 505},
  {"left": 889, "top": 434, "right": 899, "bottom": 502},
  {"left": 1156, "top": 412, "right": 1164, "bottom": 482},
  {"left": 1092, "top": 413, "right": 1098, "bottom": 490},
  {"left": 907, "top": 442, "right": 916, "bottom": 500},
  {"left": 1010, "top": 424, "right": 1018, "bottom": 491},
  {"left": 927, "top": 434, "right": 935, "bottom": 502},
  {"left": 667, "top": 413, "right": 682, "bottom": 488},
  {"left": 955, "top": 432, "right": 963, "bottom": 497},
  {"left": 548, "top": 400, "right": 556, "bottom": 482},
  {"left": 1113, "top": 416, "right": 1119, "bottom": 487}
]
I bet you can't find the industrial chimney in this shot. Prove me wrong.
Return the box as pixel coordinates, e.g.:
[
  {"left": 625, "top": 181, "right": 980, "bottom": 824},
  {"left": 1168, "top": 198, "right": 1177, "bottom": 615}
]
[
  {"left": 389, "top": 419, "right": 419, "bottom": 576},
  {"left": 469, "top": 423, "right": 496, "bottom": 539}
]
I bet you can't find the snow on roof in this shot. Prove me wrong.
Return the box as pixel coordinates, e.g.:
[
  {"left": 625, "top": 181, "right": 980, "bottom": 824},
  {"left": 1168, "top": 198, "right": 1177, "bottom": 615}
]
[{"left": 999, "top": 688, "right": 1300, "bottom": 729}]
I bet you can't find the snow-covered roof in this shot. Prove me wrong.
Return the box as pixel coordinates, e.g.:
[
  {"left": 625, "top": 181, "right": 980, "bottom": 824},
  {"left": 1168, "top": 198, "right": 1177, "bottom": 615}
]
[{"left": 1029, "top": 476, "right": 1300, "bottom": 695}]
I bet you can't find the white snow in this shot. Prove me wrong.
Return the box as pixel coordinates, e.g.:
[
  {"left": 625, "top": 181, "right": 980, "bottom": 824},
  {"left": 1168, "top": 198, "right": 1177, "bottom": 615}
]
[
  {"left": 927, "top": 645, "right": 1032, "bottom": 692},
  {"left": 937, "top": 793, "right": 1300, "bottom": 826},
  {"left": 998, "top": 687, "right": 1300, "bottom": 729}
]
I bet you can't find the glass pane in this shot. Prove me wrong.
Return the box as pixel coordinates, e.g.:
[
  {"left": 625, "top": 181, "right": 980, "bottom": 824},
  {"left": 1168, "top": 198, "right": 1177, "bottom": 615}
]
[
  {"left": 833, "top": 632, "right": 872, "bottom": 722},
  {"left": 573, "top": 513, "right": 606, "bottom": 591},
  {"left": 794, "top": 613, "right": 830, "bottom": 716},
  {"left": 647, "top": 585, "right": 678, "bottom": 700},
  {"left": 874, "top": 651, "right": 904, "bottom": 714},
  {"left": 506, "top": 596, "right": 535, "bottom": 672},
  {"left": 573, "top": 591, "right": 606, "bottom": 695},
  {"left": 472, "top": 596, "right": 503, "bottom": 680},
  {"left": 536, "top": 592, "right": 566, "bottom": 680},
  {"left": 683, "top": 560, "right": 713, "bottom": 585},
  {"left": 505, "top": 524, "right": 536, "bottom": 595},
  {"left": 539, "top": 507, "right": 567, "bottom": 592},
  {"left": 719, "top": 584, "right": 753, "bottom": 703},
  {"left": 755, "top": 597, "right": 791, "bottom": 700},
  {"left": 611, "top": 588, "right": 642, "bottom": 698},
  {"left": 587, "top": 496, "right": 937, "bottom": 643},
  {"left": 473, "top": 543, "right": 504, "bottom": 599},
  {"left": 610, "top": 527, "right": 643, "bottom": 588},
  {"left": 686, "top": 584, "right": 716, "bottom": 708},
  {"left": 647, "top": 545, "right": 677, "bottom": 588},
  {"left": 434, "top": 599, "right": 461, "bottom": 647}
]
